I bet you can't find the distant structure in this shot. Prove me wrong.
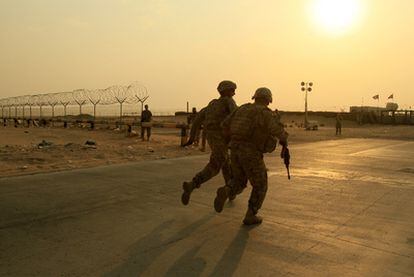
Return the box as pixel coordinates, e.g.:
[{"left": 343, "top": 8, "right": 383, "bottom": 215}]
[
  {"left": 349, "top": 106, "right": 386, "bottom": 113},
  {"left": 385, "top": 102, "right": 398, "bottom": 111},
  {"left": 350, "top": 102, "right": 413, "bottom": 125}
]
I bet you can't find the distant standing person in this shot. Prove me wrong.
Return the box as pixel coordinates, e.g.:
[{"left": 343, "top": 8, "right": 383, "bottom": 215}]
[
  {"left": 187, "top": 107, "right": 201, "bottom": 147},
  {"left": 273, "top": 108, "right": 281, "bottom": 122},
  {"left": 187, "top": 107, "right": 198, "bottom": 125},
  {"left": 187, "top": 107, "right": 207, "bottom": 151},
  {"left": 187, "top": 107, "right": 207, "bottom": 150},
  {"left": 141, "top": 104, "right": 152, "bottom": 141},
  {"left": 336, "top": 113, "right": 342, "bottom": 135}
]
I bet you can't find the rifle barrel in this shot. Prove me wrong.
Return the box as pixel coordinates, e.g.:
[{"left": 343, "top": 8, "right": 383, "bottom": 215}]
[{"left": 287, "top": 166, "right": 291, "bottom": 180}]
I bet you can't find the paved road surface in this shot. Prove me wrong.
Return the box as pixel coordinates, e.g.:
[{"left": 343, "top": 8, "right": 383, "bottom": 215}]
[{"left": 1, "top": 138, "right": 413, "bottom": 276}]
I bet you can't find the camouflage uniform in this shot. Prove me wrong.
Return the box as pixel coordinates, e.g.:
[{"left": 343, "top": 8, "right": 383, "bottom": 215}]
[
  {"left": 189, "top": 96, "right": 237, "bottom": 187},
  {"left": 220, "top": 101, "right": 288, "bottom": 215},
  {"left": 181, "top": 80, "right": 238, "bottom": 206}
]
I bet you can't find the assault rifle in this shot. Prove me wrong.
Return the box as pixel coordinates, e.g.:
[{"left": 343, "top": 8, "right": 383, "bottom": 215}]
[{"left": 281, "top": 145, "right": 291, "bottom": 180}]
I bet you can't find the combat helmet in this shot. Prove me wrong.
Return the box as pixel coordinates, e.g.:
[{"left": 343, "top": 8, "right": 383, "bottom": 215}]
[
  {"left": 252, "top": 87, "right": 273, "bottom": 103},
  {"left": 217, "top": 80, "right": 237, "bottom": 94}
]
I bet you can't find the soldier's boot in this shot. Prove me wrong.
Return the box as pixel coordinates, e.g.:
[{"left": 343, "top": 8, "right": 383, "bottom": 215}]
[
  {"left": 228, "top": 185, "right": 245, "bottom": 201},
  {"left": 243, "top": 208, "right": 263, "bottom": 226},
  {"left": 181, "top": 181, "right": 196, "bottom": 205},
  {"left": 214, "top": 186, "right": 230, "bottom": 213}
]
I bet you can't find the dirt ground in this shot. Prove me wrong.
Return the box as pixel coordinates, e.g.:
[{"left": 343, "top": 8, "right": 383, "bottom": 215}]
[
  {"left": 0, "top": 124, "right": 198, "bottom": 177},
  {"left": 0, "top": 115, "right": 413, "bottom": 178}
]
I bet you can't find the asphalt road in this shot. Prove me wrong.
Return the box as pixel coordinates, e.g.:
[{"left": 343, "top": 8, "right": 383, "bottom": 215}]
[{"left": 0, "top": 138, "right": 413, "bottom": 276}]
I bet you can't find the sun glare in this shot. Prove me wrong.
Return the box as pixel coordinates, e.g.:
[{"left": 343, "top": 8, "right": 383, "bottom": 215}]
[{"left": 311, "top": 0, "right": 362, "bottom": 35}]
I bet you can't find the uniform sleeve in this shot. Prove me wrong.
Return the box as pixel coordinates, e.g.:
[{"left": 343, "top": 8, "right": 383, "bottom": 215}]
[
  {"left": 227, "top": 98, "right": 237, "bottom": 113},
  {"left": 221, "top": 107, "right": 237, "bottom": 132},
  {"left": 264, "top": 110, "right": 288, "bottom": 145}
]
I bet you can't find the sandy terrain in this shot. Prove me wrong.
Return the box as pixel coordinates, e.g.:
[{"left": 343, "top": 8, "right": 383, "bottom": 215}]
[
  {"left": 0, "top": 115, "right": 413, "bottom": 178},
  {"left": 0, "top": 125, "right": 201, "bottom": 178}
]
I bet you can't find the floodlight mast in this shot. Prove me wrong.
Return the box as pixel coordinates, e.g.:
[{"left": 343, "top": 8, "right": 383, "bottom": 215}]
[{"left": 300, "top": 81, "right": 314, "bottom": 129}]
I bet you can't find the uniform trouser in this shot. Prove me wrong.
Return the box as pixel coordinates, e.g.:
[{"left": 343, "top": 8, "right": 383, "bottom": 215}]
[
  {"left": 336, "top": 124, "right": 342, "bottom": 135},
  {"left": 227, "top": 145, "right": 268, "bottom": 215},
  {"left": 192, "top": 133, "right": 231, "bottom": 187},
  {"left": 141, "top": 127, "right": 151, "bottom": 139},
  {"left": 201, "top": 130, "right": 207, "bottom": 149}
]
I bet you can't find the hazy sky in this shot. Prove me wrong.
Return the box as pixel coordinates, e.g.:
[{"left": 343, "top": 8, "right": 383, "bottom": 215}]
[{"left": 1, "top": 0, "right": 413, "bottom": 112}]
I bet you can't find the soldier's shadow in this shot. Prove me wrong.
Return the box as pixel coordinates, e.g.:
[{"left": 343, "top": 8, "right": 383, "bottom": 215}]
[
  {"left": 209, "top": 225, "right": 253, "bottom": 277},
  {"left": 165, "top": 243, "right": 207, "bottom": 277},
  {"left": 105, "top": 214, "right": 213, "bottom": 277},
  {"left": 165, "top": 224, "right": 253, "bottom": 277}
]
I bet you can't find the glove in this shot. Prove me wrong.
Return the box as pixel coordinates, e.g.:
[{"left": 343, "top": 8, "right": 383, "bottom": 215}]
[
  {"left": 279, "top": 139, "right": 288, "bottom": 148},
  {"left": 280, "top": 147, "right": 286, "bottom": 159},
  {"left": 280, "top": 143, "right": 289, "bottom": 159}
]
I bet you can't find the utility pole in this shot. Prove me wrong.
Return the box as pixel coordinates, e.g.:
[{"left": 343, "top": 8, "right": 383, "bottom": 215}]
[{"left": 301, "top": 81, "right": 313, "bottom": 129}]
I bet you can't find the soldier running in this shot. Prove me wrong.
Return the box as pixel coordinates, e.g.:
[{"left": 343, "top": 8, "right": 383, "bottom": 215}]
[
  {"left": 181, "top": 80, "right": 238, "bottom": 205},
  {"left": 214, "top": 87, "right": 288, "bottom": 225}
]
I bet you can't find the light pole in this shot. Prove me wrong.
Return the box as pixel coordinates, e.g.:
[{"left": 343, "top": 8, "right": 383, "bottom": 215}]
[{"left": 301, "top": 81, "right": 313, "bottom": 128}]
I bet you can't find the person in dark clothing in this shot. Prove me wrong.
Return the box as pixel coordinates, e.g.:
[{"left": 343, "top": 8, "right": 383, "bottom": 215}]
[
  {"left": 181, "top": 80, "right": 238, "bottom": 205},
  {"left": 336, "top": 113, "right": 343, "bottom": 135},
  {"left": 187, "top": 107, "right": 204, "bottom": 148},
  {"left": 187, "top": 107, "right": 198, "bottom": 125},
  {"left": 141, "top": 104, "right": 152, "bottom": 141}
]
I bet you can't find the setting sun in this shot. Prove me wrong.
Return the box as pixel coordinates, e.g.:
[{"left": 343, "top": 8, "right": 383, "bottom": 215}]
[{"left": 311, "top": 0, "right": 362, "bottom": 35}]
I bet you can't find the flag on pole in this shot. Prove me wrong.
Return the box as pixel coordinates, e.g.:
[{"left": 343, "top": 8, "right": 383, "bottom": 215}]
[
  {"left": 372, "top": 94, "right": 379, "bottom": 100},
  {"left": 388, "top": 94, "right": 394, "bottom": 99}
]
